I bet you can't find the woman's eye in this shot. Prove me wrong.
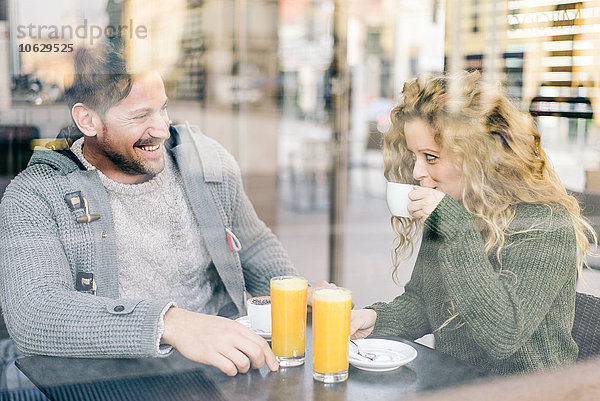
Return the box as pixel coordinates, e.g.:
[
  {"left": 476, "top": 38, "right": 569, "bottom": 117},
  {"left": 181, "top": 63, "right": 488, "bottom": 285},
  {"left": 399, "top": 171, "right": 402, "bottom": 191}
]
[{"left": 425, "top": 153, "right": 438, "bottom": 162}]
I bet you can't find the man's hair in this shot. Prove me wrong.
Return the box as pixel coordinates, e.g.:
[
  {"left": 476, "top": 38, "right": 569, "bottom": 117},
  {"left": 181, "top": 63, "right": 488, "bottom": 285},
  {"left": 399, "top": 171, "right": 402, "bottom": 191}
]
[{"left": 64, "top": 41, "right": 133, "bottom": 116}]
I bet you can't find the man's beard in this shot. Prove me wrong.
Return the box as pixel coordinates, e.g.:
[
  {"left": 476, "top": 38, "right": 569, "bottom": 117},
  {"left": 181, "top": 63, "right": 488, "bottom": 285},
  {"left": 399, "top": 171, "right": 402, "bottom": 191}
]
[
  {"left": 103, "top": 148, "right": 152, "bottom": 176},
  {"left": 99, "top": 126, "right": 164, "bottom": 177}
]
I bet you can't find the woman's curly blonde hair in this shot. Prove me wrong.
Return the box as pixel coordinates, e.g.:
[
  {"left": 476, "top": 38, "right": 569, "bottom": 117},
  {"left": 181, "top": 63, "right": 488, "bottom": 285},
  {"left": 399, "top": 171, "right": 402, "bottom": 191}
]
[{"left": 384, "top": 71, "right": 596, "bottom": 280}]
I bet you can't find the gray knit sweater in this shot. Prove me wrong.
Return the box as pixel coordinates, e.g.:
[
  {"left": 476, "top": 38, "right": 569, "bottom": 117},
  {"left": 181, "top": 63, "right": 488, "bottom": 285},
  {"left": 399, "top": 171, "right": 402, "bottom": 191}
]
[
  {"left": 70, "top": 138, "right": 229, "bottom": 315},
  {"left": 367, "top": 195, "right": 578, "bottom": 374},
  {"left": 0, "top": 124, "right": 296, "bottom": 358}
]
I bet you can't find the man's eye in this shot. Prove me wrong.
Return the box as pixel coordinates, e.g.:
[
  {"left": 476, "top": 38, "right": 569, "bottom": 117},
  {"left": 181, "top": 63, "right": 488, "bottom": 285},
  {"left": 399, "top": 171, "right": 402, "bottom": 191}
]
[{"left": 134, "top": 114, "right": 147, "bottom": 120}]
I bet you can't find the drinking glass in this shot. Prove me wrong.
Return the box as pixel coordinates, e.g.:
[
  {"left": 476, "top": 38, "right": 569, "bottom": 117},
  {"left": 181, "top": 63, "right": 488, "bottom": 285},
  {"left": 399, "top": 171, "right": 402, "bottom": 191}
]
[
  {"left": 312, "top": 287, "right": 352, "bottom": 383},
  {"left": 270, "top": 276, "right": 308, "bottom": 367}
]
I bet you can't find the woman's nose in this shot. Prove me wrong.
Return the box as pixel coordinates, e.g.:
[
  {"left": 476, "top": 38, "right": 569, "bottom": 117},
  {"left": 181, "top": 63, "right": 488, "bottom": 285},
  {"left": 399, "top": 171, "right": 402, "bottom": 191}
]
[{"left": 412, "top": 158, "right": 427, "bottom": 182}]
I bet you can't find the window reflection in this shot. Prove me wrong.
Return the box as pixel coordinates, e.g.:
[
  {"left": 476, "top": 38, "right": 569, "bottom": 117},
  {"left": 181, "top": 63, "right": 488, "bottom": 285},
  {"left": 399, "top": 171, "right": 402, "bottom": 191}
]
[{"left": 1, "top": 0, "right": 600, "bottom": 395}]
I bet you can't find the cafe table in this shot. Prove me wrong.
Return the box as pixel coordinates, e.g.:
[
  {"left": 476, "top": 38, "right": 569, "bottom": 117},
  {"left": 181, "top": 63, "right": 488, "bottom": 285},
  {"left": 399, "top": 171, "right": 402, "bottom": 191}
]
[{"left": 15, "top": 321, "right": 492, "bottom": 401}]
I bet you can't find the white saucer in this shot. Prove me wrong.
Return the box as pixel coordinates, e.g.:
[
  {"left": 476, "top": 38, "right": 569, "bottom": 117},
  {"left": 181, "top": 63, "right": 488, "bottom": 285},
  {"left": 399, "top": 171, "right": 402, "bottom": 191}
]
[
  {"left": 348, "top": 339, "right": 417, "bottom": 372},
  {"left": 235, "top": 316, "right": 272, "bottom": 340}
]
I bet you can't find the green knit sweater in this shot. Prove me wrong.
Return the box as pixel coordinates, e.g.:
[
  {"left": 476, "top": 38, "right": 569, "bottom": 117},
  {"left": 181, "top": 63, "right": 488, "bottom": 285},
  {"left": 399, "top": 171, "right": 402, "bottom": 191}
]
[{"left": 367, "top": 195, "right": 578, "bottom": 375}]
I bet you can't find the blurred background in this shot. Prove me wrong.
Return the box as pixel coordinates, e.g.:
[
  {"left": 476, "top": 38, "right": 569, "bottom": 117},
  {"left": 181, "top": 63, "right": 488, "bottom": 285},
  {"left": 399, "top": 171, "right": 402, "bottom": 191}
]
[{"left": 1, "top": 0, "right": 600, "bottom": 313}]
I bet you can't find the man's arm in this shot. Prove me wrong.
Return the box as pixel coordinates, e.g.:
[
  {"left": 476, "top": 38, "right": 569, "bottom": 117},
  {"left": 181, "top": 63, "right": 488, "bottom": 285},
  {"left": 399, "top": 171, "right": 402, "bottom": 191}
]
[
  {"left": 1, "top": 178, "right": 278, "bottom": 375},
  {"left": 234, "top": 188, "right": 298, "bottom": 294},
  {"left": 0, "top": 187, "right": 169, "bottom": 358},
  {"left": 221, "top": 153, "right": 297, "bottom": 297}
]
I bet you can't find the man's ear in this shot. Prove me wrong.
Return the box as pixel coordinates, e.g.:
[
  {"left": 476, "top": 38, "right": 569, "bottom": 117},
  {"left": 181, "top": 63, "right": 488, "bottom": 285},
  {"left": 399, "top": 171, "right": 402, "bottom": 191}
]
[{"left": 71, "top": 103, "right": 102, "bottom": 137}]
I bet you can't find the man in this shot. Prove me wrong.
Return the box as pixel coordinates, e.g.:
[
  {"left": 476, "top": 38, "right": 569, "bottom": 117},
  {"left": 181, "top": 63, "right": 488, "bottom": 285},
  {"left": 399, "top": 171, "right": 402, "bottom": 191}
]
[{"left": 0, "top": 44, "right": 310, "bottom": 376}]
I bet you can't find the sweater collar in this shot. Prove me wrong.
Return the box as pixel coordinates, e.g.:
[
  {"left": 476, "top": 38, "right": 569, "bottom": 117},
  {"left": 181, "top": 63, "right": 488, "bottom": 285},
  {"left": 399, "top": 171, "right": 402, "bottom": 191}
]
[{"left": 27, "top": 125, "right": 182, "bottom": 176}]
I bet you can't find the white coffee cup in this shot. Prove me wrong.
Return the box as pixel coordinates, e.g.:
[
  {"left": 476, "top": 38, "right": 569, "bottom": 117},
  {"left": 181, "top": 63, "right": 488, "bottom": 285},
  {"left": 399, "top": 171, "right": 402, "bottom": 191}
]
[
  {"left": 386, "top": 182, "right": 414, "bottom": 218},
  {"left": 246, "top": 296, "right": 271, "bottom": 333}
]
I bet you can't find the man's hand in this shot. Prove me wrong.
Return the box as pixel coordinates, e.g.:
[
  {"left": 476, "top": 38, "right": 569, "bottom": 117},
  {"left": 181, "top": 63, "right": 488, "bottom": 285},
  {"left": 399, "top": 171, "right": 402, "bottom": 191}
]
[
  {"left": 407, "top": 186, "right": 445, "bottom": 220},
  {"left": 349, "top": 309, "right": 377, "bottom": 339},
  {"left": 161, "top": 307, "right": 278, "bottom": 376},
  {"left": 307, "top": 280, "right": 336, "bottom": 307}
]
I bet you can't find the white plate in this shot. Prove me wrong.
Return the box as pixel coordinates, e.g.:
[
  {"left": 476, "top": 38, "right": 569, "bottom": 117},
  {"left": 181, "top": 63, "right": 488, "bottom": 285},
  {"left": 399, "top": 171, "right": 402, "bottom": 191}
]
[
  {"left": 235, "top": 316, "right": 272, "bottom": 340},
  {"left": 348, "top": 339, "right": 417, "bottom": 372}
]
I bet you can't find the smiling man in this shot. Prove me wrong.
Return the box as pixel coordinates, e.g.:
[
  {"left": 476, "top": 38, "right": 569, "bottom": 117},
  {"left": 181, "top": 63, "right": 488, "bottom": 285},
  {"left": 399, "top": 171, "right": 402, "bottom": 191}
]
[
  {"left": 0, "top": 43, "right": 303, "bottom": 376},
  {"left": 73, "top": 71, "right": 170, "bottom": 183}
]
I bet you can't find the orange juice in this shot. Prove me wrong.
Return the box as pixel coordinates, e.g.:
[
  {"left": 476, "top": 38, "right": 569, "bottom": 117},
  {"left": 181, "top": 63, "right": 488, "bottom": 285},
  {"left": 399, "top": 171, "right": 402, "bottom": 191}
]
[
  {"left": 270, "top": 276, "right": 308, "bottom": 366},
  {"left": 312, "top": 287, "right": 352, "bottom": 382}
]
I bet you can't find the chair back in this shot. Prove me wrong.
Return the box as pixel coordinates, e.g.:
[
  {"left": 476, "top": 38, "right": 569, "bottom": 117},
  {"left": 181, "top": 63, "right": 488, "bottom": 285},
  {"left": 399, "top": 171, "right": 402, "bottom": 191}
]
[{"left": 573, "top": 291, "right": 600, "bottom": 360}]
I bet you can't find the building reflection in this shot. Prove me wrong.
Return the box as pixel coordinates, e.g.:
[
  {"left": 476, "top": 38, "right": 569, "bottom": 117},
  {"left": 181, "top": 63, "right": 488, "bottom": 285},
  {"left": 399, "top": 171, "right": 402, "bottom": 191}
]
[{"left": 0, "top": 2, "right": 599, "bottom": 372}]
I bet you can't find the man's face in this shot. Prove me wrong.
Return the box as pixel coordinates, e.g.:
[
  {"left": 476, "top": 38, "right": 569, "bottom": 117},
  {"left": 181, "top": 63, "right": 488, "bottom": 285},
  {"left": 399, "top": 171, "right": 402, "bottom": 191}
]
[{"left": 89, "top": 72, "right": 170, "bottom": 184}]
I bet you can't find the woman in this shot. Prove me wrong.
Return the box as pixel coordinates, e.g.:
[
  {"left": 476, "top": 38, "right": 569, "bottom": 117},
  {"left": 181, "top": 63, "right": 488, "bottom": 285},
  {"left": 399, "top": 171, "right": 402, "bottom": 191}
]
[{"left": 350, "top": 72, "right": 596, "bottom": 374}]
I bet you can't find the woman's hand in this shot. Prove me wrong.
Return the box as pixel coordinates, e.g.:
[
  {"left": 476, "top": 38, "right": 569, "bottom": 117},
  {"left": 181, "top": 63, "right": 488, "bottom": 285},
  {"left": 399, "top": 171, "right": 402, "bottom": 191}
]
[
  {"left": 349, "top": 309, "right": 377, "bottom": 339},
  {"left": 407, "top": 186, "right": 446, "bottom": 220}
]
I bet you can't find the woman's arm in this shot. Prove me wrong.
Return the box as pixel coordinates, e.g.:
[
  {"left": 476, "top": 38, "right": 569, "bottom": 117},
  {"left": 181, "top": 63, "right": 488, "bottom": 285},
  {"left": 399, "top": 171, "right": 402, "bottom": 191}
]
[
  {"left": 427, "top": 195, "right": 577, "bottom": 360},
  {"left": 364, "top": 262, "right": 432, "bottom": 340}
]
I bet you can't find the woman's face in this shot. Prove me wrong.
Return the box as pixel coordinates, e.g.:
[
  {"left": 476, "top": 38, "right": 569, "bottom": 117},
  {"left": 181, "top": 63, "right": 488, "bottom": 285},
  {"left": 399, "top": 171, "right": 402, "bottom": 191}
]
[{"left": 404, "top": 119, "right": 463, "bottom": 201}]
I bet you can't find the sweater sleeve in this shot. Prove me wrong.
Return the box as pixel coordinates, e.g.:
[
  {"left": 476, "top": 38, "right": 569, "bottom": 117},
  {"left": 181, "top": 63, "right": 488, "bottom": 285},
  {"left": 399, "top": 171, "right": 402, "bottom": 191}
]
[
  {"left": 425, "top": 195, "right": 577, "bottom": 360},
  {"left": 0, "top": 186, "right": 170, "bottom": 358},
  {"left": 366, "top": 262, "right": 432, "bottom": 340},
  {"left": 224, "top": 154, "right": 298, "bottom": 297}
]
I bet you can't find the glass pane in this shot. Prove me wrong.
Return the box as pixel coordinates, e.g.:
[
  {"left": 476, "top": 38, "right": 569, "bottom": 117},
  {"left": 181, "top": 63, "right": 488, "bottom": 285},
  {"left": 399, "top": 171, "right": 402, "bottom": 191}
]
[{"left": 2, "top": 0, "right": 600, "bottom": 395}]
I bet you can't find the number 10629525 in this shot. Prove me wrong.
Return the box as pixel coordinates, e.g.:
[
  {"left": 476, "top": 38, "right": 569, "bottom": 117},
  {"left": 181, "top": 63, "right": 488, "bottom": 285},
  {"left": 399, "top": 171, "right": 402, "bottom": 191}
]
[{"left": 19, "top": 43, "right": 73, "bottom": 52}]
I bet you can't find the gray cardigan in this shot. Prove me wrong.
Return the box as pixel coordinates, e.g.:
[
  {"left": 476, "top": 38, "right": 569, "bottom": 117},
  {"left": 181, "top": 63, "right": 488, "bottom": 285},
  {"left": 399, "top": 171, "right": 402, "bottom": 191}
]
[{"left": 0, "top": 123, "right": 296, "bottom": 358}]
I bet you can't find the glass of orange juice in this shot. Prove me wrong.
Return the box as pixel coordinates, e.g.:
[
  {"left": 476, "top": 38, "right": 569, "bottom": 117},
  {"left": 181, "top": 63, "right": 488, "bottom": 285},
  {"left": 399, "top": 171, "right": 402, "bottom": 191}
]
[
  {"left": 312, "top": 287, "right": 352, "bottom": 383},
  {"left": 270, "top": 276, "right": 308, "bottom": 367}
]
